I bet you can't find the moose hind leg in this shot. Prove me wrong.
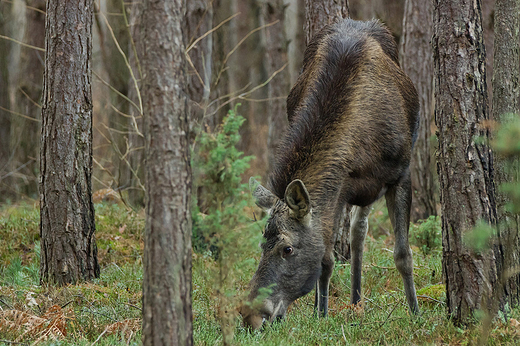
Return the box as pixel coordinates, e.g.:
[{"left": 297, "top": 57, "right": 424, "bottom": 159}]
[
  {"left": 349, "top": 205, "right": 371, "bottom": 306},
  {"left": 385, "top": 170, "right": 419, "bottom": 314}
]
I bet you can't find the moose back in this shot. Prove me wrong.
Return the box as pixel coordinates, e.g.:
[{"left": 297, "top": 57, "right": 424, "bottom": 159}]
[{"left": 242, "top": 19, "right": 420, "bottom": 330}]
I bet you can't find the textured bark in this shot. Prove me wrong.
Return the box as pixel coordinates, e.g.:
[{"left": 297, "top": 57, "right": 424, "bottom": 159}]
[
  {"left": 263, "top": 0, "right": 290, "bottom": 173},
  {"left": 399, "top": 0, "right": 436, "bottom": 221},
  {"left": 40, "top": 0, "right": 100, "bottom": 285},
  {"left": 140, "top": 0, "right": 193, "bottom": 344},
  {"left": 9, "top": 0, "right": 45, "bottom": 198},
  {"left": 304, "top": 0, "right": 351, "bottom": 262},
  {"left": 304, "top": 0, "right": 349, "bottom": 45},
  {"left": 433, "top": 0, "right": 497, "bottom": 325},
  {"left": 492, "top": 0, "right": 520, "bottom": 307}
]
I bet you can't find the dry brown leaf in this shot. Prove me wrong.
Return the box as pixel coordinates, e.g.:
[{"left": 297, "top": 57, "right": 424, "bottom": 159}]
[{"left": 105, "top": 318, "right": 141, "bottom": 339}]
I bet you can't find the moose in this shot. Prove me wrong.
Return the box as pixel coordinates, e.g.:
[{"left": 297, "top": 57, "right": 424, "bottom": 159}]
[{"left": 241, "top": 19, "right": 420, "bottom": 330}]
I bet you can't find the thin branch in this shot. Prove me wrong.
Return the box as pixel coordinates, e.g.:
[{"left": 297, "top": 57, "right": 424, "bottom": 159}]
[
  {"left": 214, "top": 20, "right": 279, "bottom": 86},
  {"left": 0, "top": 106, "right": 41, "bottom": 122},
  {"left": 18, "top": 87, "right": 42, "bottom": 109},
  {"left": 1, "top": 0, "right": 45, "bottom": 14},
  {"left": 186, "top": 12, "right": 240, "bottom": 53},
  {"left": 93, "top": 71, "right": 144, "bottom": 138},
  {"left": 100, "top": 12, "right": 143, "bottom": 115},
  {"left": 0, "top": 35, "right": 45, "bottom": 52}
]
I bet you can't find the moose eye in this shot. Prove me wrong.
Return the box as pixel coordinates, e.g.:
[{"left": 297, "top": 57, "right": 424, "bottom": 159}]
[{"left": 282, "top": 246, "right": 293, "bottom": 257}]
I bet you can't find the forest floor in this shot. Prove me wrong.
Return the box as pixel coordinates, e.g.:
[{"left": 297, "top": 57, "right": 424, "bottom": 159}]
[{"left": 0, "top": 201, "right": 520, "bottom": 345}]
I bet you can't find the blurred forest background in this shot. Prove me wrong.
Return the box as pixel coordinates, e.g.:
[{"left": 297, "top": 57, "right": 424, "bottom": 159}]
[{"left": 1, "top": 0, "right": 496, "bottom": 209}]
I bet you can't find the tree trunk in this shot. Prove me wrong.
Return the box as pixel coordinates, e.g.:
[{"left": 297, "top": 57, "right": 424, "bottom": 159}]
[
  {"left": 140, "top": 0, "right": 193, "bottom": 344},
  {"left": 126, "top": 0, "right": 145, "bottom": 208},
  {"left": 283, "top": 0, "right": 305, "bottom": 86},
  {"left": 101, "top": 0, "right": 132, "bottom": 192},
  {"left": 304, "top": 0, "right": 349, "bottom": 45},
  {"left": 304, "top": 0, "right": 351, "bottom": 262},
  {"left": 8, "top": 0, "right": 45, "bottom": 199},
  {"left": 186, "top": 0, "right": 213, "bottom": 138},
  {"left": 40, "top": 0, "right": 100, "bottom": 285},
  {"left": 0, "top": 1, "right": 12, "bottom": 202},
  {"left": 433, "top": 0, "right": 498, "bottom": 325},
  {"left": 399, "top": 0, "right": 436, "bottom": 221},
  {"left": 492, "top": 0, "right": 520, "bottom": 307},
  {"left": 262, "top": 0, "right": 290, "bottom": 173}
]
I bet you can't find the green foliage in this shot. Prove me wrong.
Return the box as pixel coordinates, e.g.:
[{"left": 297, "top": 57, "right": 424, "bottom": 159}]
[
  {"left": 191, "top": 105, "right": 264, "bottom": 343},
  {"left": 191, "top": 105, "right": 255, "bottom": 253},
  {"left": 409, "top": 215, "right": 442, "bottom": 255}
]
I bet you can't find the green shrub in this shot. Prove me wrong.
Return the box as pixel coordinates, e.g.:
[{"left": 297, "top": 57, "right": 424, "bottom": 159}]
[
  {"left": 409, "top": 215, "right": 441, "bottom": 255},
  {"left": 191, "top": 105, "right": 264, "bottom": 344}
]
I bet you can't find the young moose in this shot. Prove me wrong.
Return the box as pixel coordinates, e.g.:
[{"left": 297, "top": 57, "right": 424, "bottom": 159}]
[{"left": 241, "top": 19, "right": 420, "bottom": 330}]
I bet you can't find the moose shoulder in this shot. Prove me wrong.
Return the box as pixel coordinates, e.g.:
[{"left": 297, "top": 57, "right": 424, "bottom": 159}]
[{"left": 241, "top": 19, "right": 420, "bottom": 330}]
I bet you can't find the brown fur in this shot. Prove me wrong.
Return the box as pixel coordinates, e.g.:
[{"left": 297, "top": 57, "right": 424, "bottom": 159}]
[{"left": 243, "top": 19, "right": 420, "bottom": 329}]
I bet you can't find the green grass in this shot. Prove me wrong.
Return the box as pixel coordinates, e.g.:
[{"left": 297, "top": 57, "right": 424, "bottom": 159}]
[{"left": 1, "top": 201, "right": 520, "bottom": 345}]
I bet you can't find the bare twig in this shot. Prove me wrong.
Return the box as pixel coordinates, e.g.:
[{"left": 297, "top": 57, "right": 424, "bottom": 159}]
[
  {"left": 417, "top": 294, "right": 445, "bottom": 304},
  {"left": 214, "top": 20, "right": 279, "bottom": 86},
  {"left": 186, "top": 12, "right": 240, "bottom": 53},
  {"left": 0, "top": 106, "right": 40, "bottom": 123},
  {"left": 18, "top": 87, "right": 42, "bottom": 109},
  {"left": 1, "top": 0, "right": 46, "bottom": 14},
  {"left": 90, "top": 326, "right": 109, "bottom": 346},
  {"left": 100, "top": 12, "right": 143, "bottom": 115},
  {"left": 0, "top": 35, "right": 45, "bottom": 52}
]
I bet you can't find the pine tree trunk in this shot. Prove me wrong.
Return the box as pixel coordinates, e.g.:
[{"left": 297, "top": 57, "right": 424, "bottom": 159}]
[
  {"left": 140, "top": 0, "right": 193, "bottom": 344},
  {"left": 304, "top": 0, "right": 349, "bottom": 45},
  {"left": 399, "top": 0, "right": 436, "bottom": 221},
  {"left": 433, "top": 0, "right": 498, "bottom": 326},
  {"left": 263, "top": 0, "right": 290, "bottom": 173},
  {"left": 126, "top": 0, "right": 145, "bottom": 208},
  {"left": 186, "top": 0, "right": 213, "bottom": 138},
  {"left": 492, "top": 0, "right": 520, "bottom": 307},
  {"left": 0, "top": 1, "right": 12, "bottom": 201},
  {"left": 304, "top": 0, "right": 351, "bottom": 262},
  {"left": 102, "top": 0, "right": 132, "bottom": 192},
  {"left": 9, "top": 0, "right": 45, "bottom": 198},
  {"left": 40, "top": 0, "right": 100, "bottom": 285}
]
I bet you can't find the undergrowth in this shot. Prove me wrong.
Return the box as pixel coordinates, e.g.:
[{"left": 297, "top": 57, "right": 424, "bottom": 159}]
[{"left": 1, "top": 117, "right": 520, "bottom": 345}]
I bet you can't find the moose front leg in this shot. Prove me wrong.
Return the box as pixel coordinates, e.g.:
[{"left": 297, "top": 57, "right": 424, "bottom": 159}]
[
  {"left": 349, "top": 205, "right": 371, "bottom": 306},
  {"left": 314, "top": 253, "right": 334, "bottom": 316},
  {"left": 385, "top": 170, "right": 419, "bottom": 314}
]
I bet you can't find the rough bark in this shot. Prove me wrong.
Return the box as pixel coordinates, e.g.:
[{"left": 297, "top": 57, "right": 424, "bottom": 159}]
[
  {"left": 492, "top": 0, "right": 520, "bottom": 307},
  {"left": 140, "top": 0, "right": 193, "bottom": 344},
  {"left": 262, "top": 0, "right": 290, "bottom": 173},
  {"left": 304, "top": 0, "right": 351, "bottom": 262},
  {"left": 40, "top": 0, "right": 100, "bottom": 285},
  {"left": 304, "top": 0, "right": 349, "bottom": 45},
  {"left": 433, "top": 0, "right": 498, "bottom": 325},
  {"left": 399, "top": 0, "right": 436, "bottom": 221}
]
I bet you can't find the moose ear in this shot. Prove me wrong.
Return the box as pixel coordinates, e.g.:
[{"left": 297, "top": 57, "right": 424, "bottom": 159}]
[
  {"left": 284, "top": 179, "right": 310, "bottom": 219},
  {"left": 250, "top": 177, "right": 277, "bottom": 211}
]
